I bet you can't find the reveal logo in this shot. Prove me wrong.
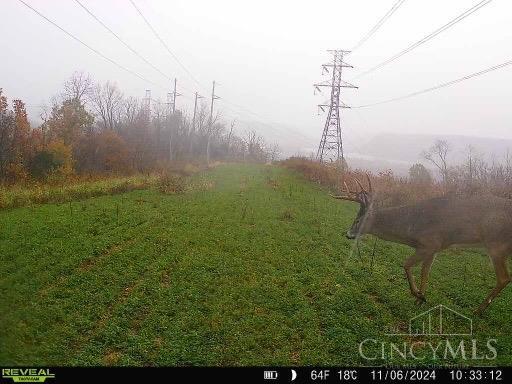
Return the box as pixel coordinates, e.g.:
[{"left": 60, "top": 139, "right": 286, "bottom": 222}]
[{"left": 2, "top": 369, "right": 55, "bottom": 383}]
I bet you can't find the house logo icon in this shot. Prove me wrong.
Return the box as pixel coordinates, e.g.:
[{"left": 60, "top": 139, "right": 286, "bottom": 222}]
[{"left": 409, "top": 305, "right": 472, "bottom": 336}]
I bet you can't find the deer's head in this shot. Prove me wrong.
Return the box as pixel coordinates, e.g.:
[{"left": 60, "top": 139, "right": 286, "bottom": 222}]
[{"left": 331, "top": 174, "right": 373, "bottom": 239}]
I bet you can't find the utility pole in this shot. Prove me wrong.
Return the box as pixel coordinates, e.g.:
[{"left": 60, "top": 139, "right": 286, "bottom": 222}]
[
  {"left": 314, "top": 50, "right": 357, "bottom": 167},
  {"left": 206, "top": 80, "right": 220, "bottom": 165},
  {"left": 189, "top": 91, "right": 203, "bottom": 155},
  {"left": 168, "top": 78, "right": 181, "bottom": 161},
  {"left": 171, "top": 78, "right": 180, "bottom": 114},
  {"left": 144, "top": 89, "right": 152, "bottom": 118},
  {"left": 166, "top": 92, "right": 172, "bottom": 113},
  {"left": 227, "top": 119, "right": 236, "bottom": 156}
]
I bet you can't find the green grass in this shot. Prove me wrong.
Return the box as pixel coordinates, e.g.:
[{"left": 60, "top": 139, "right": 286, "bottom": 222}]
[{"left": 0, "top": 163, "right": 511, "bottom": 366}]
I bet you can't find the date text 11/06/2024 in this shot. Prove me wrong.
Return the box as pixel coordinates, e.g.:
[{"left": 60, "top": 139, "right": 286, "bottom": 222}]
[{"left": 304, "top": 369, "right": 503, "bottom": 381}]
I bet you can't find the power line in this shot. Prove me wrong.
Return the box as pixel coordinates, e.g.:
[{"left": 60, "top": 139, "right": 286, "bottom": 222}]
[
  {"left": 218, "top": 98, "right": 315, "bottom": 142},
  {"left": 22, "top": 0, "right": 304, "bottom": 143},
  {"left": 221, "top": 98, "right": 267, "bottom": 122},
  {"left": 129, "top": 0, "right": 204, "bottom": 90},
  {"left": 74, "top": 0, "right": 172, "bottom": 82},
  {"left": 355, "top": 0, "right": 493, "bottom": 79},
  {"left": 220, "top": 96, "right": 310, "bottom": 140},
  {"left": 128, "top": 0, "right": 302, "bottom": 139},
  {"left": 351, "top": 0, "right": 407, "bottom": 53},
  {"left": 354, "top": 58, "right": 512, "bottom": 108},
  {"left": 176, "top": 78, "right": 311, "bottom": 141},
  {"left": 221, "top": 99, "right": 303, "bottom": 139},
  {"left": 17, "top": 0, "right": 158, "bottom": 87}
]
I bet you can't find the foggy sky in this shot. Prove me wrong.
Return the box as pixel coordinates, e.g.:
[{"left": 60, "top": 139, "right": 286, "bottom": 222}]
[{"left": 1, "top": 0, "right": 511, "bottom": 154}]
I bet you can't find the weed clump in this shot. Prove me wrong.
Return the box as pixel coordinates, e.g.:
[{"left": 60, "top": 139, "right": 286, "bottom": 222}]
[
  {"left": 158, "top": 173, "right": 187, "bottom": 194},
  {"left": 279, "top": 208, "right": 295, "bottom": 221},
  {"left": 266, "top": 177, "right": 279, "bottom": 190}
]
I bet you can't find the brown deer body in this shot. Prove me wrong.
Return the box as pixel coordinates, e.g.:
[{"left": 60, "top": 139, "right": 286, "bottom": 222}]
[{"left": 334, "top": 179, "right": 512, "bottom": 315}]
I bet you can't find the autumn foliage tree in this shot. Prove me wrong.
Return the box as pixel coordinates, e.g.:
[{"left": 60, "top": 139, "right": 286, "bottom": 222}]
[
  {"left": 0, "top": 88, "right": 15, "bottom": 177},
  {"left": 74, "top": 130, "right": 130, "bottom": 174},
  {"left": 0, "top": 90, "right": 38, "bottom": 181},
  {"left": 43, "top": 99, "right": 94, "bottom": 145},
  {"left": 1, "top": 72, "right": 280, "bottom": 183}
]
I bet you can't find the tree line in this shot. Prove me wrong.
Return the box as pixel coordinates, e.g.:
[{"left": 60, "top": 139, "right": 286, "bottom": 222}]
[
  {"left": 0, "top": 72, "right": 280, "bottom": 183},
  {"left": 407, "top": 139, "right": 512, "bottom": 197}
]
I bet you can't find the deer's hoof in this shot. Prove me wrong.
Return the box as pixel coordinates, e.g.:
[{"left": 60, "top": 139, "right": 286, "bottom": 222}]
[{"left": 414, "top": 294, "right": 426, "bottom": 305}]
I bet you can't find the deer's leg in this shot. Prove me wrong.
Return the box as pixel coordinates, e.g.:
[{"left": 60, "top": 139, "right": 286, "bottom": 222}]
[
  {"left": 418, "top": 254, "right": 436, "bottom": 303},
  {"left": 475, "top": 250, "right": 510, "bottom": 315},
  {"left": 404, "top": 251, "right": 424, "bottom": 301}
]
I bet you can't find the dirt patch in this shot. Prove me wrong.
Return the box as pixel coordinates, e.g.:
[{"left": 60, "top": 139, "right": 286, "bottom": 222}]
[
  {"left": 279, "top": 209, "right": 295, "bottom": 221},
  {"left": 154, "top": 337, "right": 163, "bottom": 348},
  {"left": 79, "top": 239, "right": 136, "bottom": 271},
  {"left": 367, "top": 292, "right": 385, "bottom": 305},
  {"left": 103, "top": 350, "right": 122, "bottom": 366},
  {"left": 266, "top": 177, "right": 279, "bottom": 190},
  {"left": 160, "top": 270, "right": 170, "bottom": 287}
]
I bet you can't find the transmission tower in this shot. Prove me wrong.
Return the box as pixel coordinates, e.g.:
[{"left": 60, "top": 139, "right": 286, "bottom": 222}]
[{"left": 314, "top": 50, "right": 357, "bottom": 166}]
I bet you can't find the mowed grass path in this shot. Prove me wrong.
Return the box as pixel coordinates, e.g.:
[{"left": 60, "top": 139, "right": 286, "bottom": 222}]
[{"left": 1, "top": 164, "right": 511, "bottom": 366}]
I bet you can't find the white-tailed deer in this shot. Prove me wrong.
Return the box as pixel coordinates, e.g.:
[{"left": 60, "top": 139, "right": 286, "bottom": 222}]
[{"left": 332, "top": 175, "right": 512, "bottom": 315}]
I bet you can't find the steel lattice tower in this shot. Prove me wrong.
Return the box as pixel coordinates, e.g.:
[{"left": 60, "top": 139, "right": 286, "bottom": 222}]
[{"left": 314, "top": 50, "right": 357, "bottom": 166}]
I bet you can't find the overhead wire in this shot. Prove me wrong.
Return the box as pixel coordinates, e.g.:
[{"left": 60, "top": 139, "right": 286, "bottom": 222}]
[
  {"left": 129, "top": 0, "right": 204, "bottom": 91},
  {"left": 74, "top": 0, "right": 173, "bottom": 83},
  {"left": 354, "top": 0, "right": 493, "bottom": 79},
  {"left": 350, "top": 0, "right": 407, "bottom": 53},
  {"left": 17, "top": 0, "right": 159, "bottom": 88},
  {"left": 354, "top": 58, "right": 512, "bottom": 108}
]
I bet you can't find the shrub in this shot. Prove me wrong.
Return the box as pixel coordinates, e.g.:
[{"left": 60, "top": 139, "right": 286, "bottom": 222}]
[
  {"left": 74, "top": 131, "right": 131, "bottom": 174},
  {"left": 158, "top": 172, "right": 187, "bottom": 194},
  {"left": 29, "top": 150, "right": 62, "bottom": 179},
  {"left": 4, "top": 162, "right": 29, "bottom": 183},
  {"left": 280, "top": 157, "right": 445, "bottom": 207},
  {"left": 29, "top": 139, "right": 76, "bottom": 183},
  {"left": 280, "top": 157, "right": 341, "bottom": 190},
  {"left": 409, "top": 163, "right": 432, "bottom": 185}
]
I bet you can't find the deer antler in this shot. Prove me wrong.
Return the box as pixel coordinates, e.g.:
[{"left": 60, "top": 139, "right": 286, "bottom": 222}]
[
  {"left": 343, "top": 181, "right": 358, "bottom": 194},
  {"left": 355, "top": 178, "right": 367, "bottom": 193},
  {"left": 366, "top": 173, "right": 373, "bottom": 194},
  {"left": 329, "top": 193, "right": 360, "bottom": 203},
  {"left": 332, "top": 175, "right": 372, "bottom": 203}
]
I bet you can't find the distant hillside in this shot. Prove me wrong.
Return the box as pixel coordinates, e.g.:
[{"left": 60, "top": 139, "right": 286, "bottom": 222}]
[
  {"left": 343, "top": 133, "right": 512, "bottom": 176},
  {"left": 234, "top": 123, "right": 512, "bottom": 176},
  {"left": 358, "top": 133, "right": 512, "bottom": 164},
  {"left": 344, "top": 154, "right": 413, "bottom": 176}
]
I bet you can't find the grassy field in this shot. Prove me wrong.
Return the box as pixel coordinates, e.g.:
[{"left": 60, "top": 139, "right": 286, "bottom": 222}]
[{"left": 1, "top": 163, "right": 511, "bottom": 366}]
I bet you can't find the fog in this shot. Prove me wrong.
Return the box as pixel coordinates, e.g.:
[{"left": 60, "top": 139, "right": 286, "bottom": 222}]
[{"left": 2, "top": 0, "right": 512, "bottom": 156}]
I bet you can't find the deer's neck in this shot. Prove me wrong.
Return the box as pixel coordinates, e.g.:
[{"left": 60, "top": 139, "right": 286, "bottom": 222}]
[{"left": 366, "top": 208, "right": 415, "bottom": 246}]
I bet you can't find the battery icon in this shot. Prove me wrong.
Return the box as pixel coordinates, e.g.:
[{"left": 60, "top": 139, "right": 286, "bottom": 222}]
[{"left": 264, "top": 371, "right": 278, "bottom": 380}]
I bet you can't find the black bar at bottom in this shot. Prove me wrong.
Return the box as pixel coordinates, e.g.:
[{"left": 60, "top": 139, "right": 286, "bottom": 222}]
[{"left": 0, "top": 366, "right": 509, "bottom": 383}]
